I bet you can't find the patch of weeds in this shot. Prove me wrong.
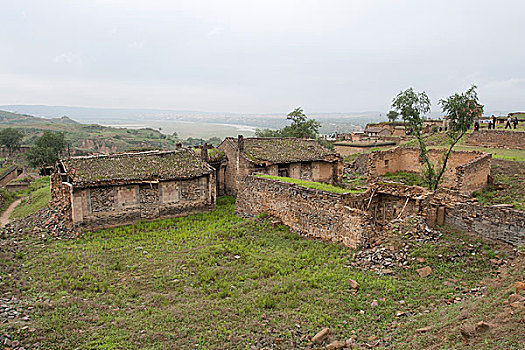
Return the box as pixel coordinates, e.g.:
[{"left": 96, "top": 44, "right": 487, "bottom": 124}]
[
  {"left": 381, "top": 171, "right": 426, "bottom": 187},
  {"left": 256, "top": 174, "right": 361, "bottom": 194}
]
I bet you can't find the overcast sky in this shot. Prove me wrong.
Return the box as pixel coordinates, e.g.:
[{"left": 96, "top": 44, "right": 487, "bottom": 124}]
[{"left": 1, "top": 0, "right": 524, "bottom": 114}]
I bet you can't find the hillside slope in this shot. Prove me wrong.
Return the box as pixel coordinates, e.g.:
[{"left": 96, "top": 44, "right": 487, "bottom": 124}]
[{"left": 0, "top": 110, "right": 179, "bottom": 154}]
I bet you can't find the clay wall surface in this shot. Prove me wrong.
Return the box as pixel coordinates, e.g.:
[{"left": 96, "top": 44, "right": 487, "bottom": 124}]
[
  {"left": 444, "top": 202, "right": 525, "bottom": 247},
  {"left": 334, "top": 145, "right": 371, "bottom": 156},
  {"left": 368, "top": 147, "right": 490, "bottom": 193},
  {"left": 465, "top": 130, "right": 525, "bottom": 150},
  {"left": 58, "top": 174, "right": 215, "bottom": 230},
  {"left": 455, "top": 153, "right": 492, "bottom": 193},
  {"left": 235, "top": 175, "right": 373, "bottom": 248}
]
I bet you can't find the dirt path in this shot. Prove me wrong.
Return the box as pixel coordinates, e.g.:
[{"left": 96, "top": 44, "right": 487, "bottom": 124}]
[{"left": 0, "top": 198, "right": 23, "bottom": 227}]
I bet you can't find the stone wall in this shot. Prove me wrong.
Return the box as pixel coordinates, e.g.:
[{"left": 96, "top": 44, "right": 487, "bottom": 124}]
[
  {"left": 444, "top": 202, "right": 525, "bottom": 247},
  {"left": 235, "top": 175, "right": 374, "bottom": 248},
  {"left": 465, "top": 130, "right": 525, "bottom": 150},
  {"left": 368, "top": 147, "right": 490, "bottom": 193}
]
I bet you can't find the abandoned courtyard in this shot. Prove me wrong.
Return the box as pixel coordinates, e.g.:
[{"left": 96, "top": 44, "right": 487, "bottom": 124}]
[{"left": 1, "top": 189, "right": 524, "bottom": 349}]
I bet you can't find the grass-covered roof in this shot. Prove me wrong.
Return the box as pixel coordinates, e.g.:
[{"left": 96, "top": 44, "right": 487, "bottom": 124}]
[
  {"left": 239, "top": 137, "right": 338, "bottom": 164},
  {"left": 61, "top": 149, "right": 212, "bottom": 187}
]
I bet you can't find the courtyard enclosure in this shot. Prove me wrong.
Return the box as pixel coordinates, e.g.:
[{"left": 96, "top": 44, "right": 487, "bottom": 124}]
[
  {"left": 218, "top": 136, "right": 342, "bottom": 195},
  {"left": 368, "top": 147, "right": 491, "bottom": 193},
  {"left": 51, "top": 149, "right": 216, "bottom": 230}
]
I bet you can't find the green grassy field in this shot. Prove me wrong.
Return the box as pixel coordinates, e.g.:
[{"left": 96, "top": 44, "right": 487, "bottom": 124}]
[
  {"left": 400, "top": 130, "right": 525, "bottom": 162},
  {"left": 3, "top": 197, "right": 519, "bottom": 349},
  {"left": 10, "top": 177, "right": 51, "bottom": 219}
]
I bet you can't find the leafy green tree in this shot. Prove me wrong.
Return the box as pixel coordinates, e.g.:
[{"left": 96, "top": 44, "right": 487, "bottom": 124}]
[
  {"left": 25, "top": 131, "right": 67, "bottom": 168},
  {"left": 386, "top": 110, "right": 399, "bottom": 124},
  {"left": 392, "top": 86, "right": 483, "bottom": 191},
  {"left": 392, "top": 88, "right": 435, "bottom": 189},
  {"left": 184, "top": 137, "right": 206, "bottom": 146},
  {"left": 255, "top": 128, "right": 282, "bottom": 137},
  {"left": 281, "top": 107, "right": 321, "bottom": 138},
  {"left": 437, "top": 85, "right": 483, "bottom": 188},
  {"left": 0, "top": 128, "right": 24, "bottom": 157},
  {"left": 256, "top": 107, "right": 320, "bottom": 138},
  {"left": 206, "top": 137, "right": 222, "bottom": 146}
]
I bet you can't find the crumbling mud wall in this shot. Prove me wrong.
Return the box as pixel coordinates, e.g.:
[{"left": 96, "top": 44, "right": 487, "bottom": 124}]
[
  {"left": 465, "top": 130, "right": 525, "bottom": 150},
  {"left": 455, "top": 152, "right": 492, "bottom": 193},
  {"left": 52, "top": 174, "right": 216, "bottom": 230},
  {"left": 235, "top": 175, "right": 373, "bottom": 248},
  {"left": 368, "top": 147, "right": 491, "bottom": 193},
  {"left": 345, "top": 153, "right": 369, "bottom": 176},
  {"left": 444, "top": 202, "right": 525, "bottom": 247},
  {"left": 50, "top": 171, "right": 74, "bottom": 226}
]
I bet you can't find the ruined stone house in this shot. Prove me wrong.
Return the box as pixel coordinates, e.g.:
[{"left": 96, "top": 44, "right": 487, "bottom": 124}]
[
  {"left": 51, "top": 149, "right": 216, "bottom": 230},
  {"left": 367, "top": 147, "right": 491, "bottom": 194},
  {"left": 218, "top": 136, "right": 342, "bottom": 195}
]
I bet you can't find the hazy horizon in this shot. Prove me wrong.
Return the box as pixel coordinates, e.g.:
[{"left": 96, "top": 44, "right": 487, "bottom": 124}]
[{"left": 2, "top": 1, "right": 524, "bottom": 114}]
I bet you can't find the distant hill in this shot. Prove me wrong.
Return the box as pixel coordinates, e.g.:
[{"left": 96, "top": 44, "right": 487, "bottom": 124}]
[{"left": 0, "top": 109, "right": 179, "bottom": 154}]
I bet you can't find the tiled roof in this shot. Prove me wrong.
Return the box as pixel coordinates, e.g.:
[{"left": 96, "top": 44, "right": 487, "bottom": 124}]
[
  {"left": 61, "top": 149, "right": 212, "bottom": 187},
  {"left": 238, "top": 138, "right": 338, "bottom": 164}
]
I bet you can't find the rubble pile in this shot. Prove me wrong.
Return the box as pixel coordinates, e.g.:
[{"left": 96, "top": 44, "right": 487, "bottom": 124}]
[
  {"left": 350, "top": 216, "right": 495, "bottom": 276},
  {"left": 1, "top": 206, "right": 80, "bottom": 241},
  {"left": 350, "top": 216, "right": 442, "bottom": 273}
]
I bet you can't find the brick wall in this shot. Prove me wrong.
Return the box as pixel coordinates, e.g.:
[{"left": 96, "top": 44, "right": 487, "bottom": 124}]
[
  {"left": 444, "top": 202, "right": 525, "bottom": 247},
  {"left": 465, "top": 130, "right": 525, "bottom": 150},
  {"left": 235, "top": 175, "right": 373, "bottom": 248}
]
